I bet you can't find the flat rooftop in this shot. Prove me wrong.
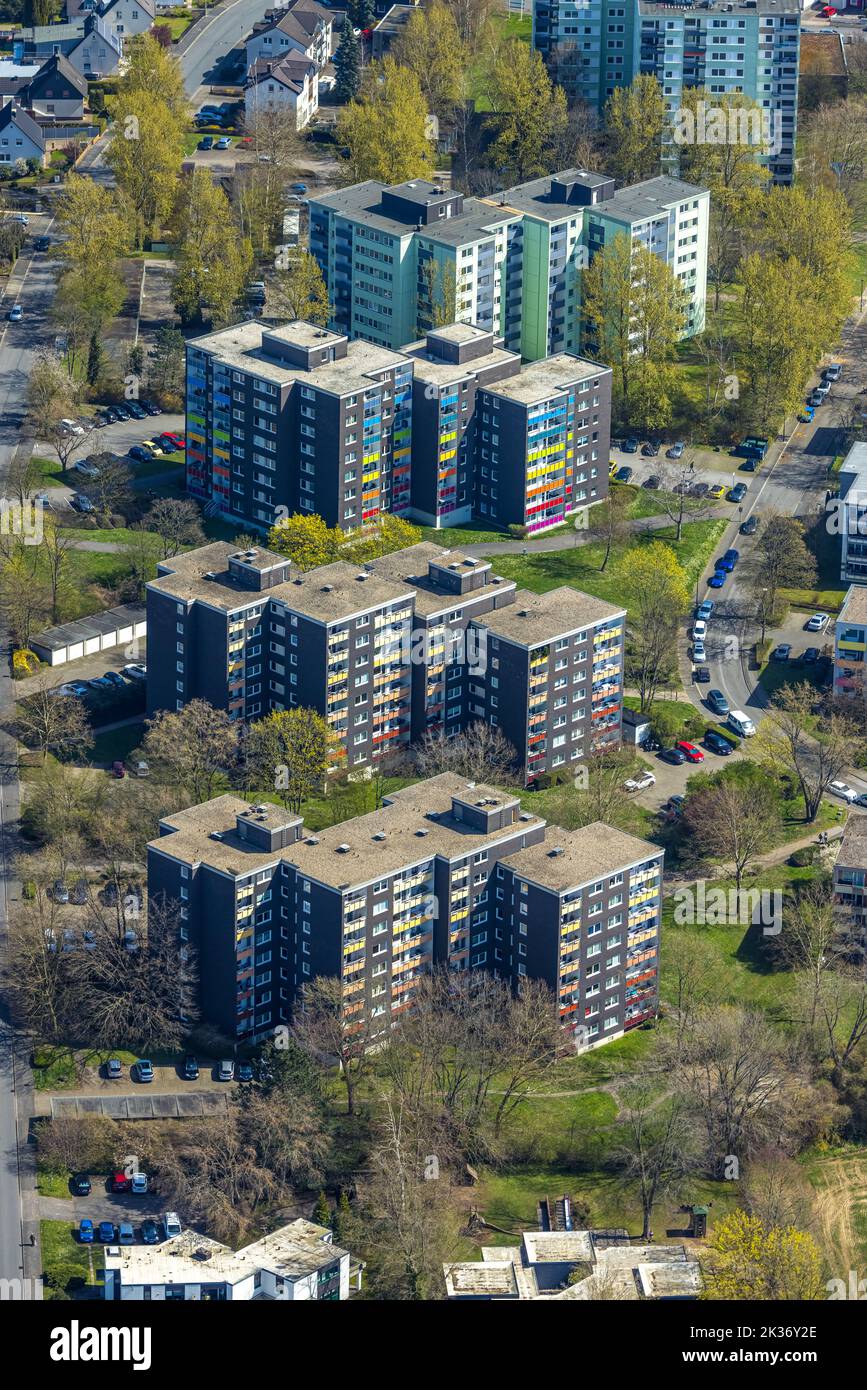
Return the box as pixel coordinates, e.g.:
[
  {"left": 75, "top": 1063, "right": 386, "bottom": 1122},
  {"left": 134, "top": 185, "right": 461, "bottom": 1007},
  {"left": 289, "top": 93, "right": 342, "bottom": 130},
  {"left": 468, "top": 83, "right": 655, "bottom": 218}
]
[
  {"left": 402, "top": 335, "right": 519, "bottom": 388},
  {"left": 506, "top": 822, "right": 662, "bottom": 893},
  {"left": 838, "top": 585, "right": 867, "bottom": 629},
  {"left": 840, "top": 442, "right": 867, "bottom": 490},
  {"left": 188, "top": 318, "right": 408, "bottom": 395},
  {"left": 310, "top": 179, "right": 518, "bottom": 244},
  {"left": 489, "top": 169, "right": 613, "bottom": 223},
  {"left": 150, "top": 775, "right": 544, "bottom": 888},
  {"left": 484, "top": 353, "right": 609, "bottom": 405},
  {"left": 365, "top": 542, "right": 516, "bottom": 618},
  {"left": 479, "top": 587, "right": 624, "bottom": 647},
  {"left": 103, "top": 1219, "right": 346, "bottom": 1288},
  {"left": 836, "top": 813, "right": 867, "bottom": 870},
  {"left": 149, "top": 543, "right": 414, "bottom": 623},
  {"left": 591, "top": 176, "right": 708, "bottom": 225}
]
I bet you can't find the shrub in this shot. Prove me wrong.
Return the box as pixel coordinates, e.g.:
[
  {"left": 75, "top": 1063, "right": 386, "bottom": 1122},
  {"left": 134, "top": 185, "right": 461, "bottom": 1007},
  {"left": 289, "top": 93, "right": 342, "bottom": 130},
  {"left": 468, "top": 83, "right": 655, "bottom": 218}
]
[
  {"left": 12, "top": 648, "right": 38, "bottom": 679},
  {"left": 788, "top": 847, "right": 816, "bottom": 868},
  {"left": 708, "top": 723, "right": 741, "bottom": 748}
]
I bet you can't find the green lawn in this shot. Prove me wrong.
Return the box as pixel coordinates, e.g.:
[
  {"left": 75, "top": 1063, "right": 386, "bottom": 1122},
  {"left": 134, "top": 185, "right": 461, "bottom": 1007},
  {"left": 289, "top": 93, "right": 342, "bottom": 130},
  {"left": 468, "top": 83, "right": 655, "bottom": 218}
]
[
  {"left": 163, "top": 12, "right": 194, "bottom": 39},
  {"left": 467, "top": 12, "right": 531, "bottom": 111},
  {"left": 34, "top": 455, "right": 66, "bottom": 488},
  {"left": 419, "top": 521, "right": 513, "bottom": 546},
  {"left": 489, "top": 519, "right": 728, "bottom": 608},
  {"left": 89, "top": 722, "right": 146, "bottom": 767},
  {"left": 37, "top": 1170, "right": 73, "bottom": 1199},
  {"left": 41, "top": 1218, "right": 104, "bottom": 1292}
]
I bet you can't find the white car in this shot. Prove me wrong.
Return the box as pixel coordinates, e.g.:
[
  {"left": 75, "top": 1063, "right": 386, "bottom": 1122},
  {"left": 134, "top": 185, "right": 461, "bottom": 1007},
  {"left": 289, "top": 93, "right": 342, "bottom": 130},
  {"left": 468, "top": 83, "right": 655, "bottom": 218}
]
[
  {"left": 624, "top": 771, "right": 656, "bottom": 792},
  {"left": 163, "top": 1212, "right": 182, "bottom": 1239},
  {"left": 692, "top": 639, "right": 706, "bottom": 661},
  {"left": 73, "top": 460, "right": 100, "bottom": 478},
  {"left": 131, "top": 1173, "right": 148, "bottom": 1195},
  {"left": 59, "top": 417, "right": 85, "bottom": 435},
  {"left": 692, "top": 620, "right": 707, "bottom": 642},
  {"left": 123, "top": 663, "right": 147, "bottom": 681},
  {"left": 829, "top": 780, "right": 858, "bottom": 804},
  {"left": 805, "top": 612, "right": 829, "bottom": 632},
  {"left": 12, "top": 213, "right": 28, "bottom": 225}
]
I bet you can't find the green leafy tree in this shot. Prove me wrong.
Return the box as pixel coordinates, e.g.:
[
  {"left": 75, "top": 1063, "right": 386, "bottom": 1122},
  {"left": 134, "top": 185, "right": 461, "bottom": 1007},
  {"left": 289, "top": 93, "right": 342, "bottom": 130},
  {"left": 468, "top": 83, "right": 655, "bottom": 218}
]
[
  {"left": 619, "top": 543, "right": 690, "bottom": 712},
  {"left": 171, "top": 169, "right": 253, "bottom": 327},
  {"left": 393, "top": 1, "right": 466, "bottom": 123},
  {"left": 106, "top": 89, "right": 186, "bottom": 246},
  {"left": 269, "top": 251, "right": 331, "bottom": 325},
  {"left": 487, "top": 41, "right": 568, "bottom": 181},
  {"left": 247, "top": 708, "right": 336, "bottom": 813},
  {"left": 337, "top": 58, "right": 434, "bottom": 185},
  {"left": 267, "top": 513, "right": 345, "bottom": 570},
  {"left": 604, "top": 75, "right": 666, "bottom": 184}
]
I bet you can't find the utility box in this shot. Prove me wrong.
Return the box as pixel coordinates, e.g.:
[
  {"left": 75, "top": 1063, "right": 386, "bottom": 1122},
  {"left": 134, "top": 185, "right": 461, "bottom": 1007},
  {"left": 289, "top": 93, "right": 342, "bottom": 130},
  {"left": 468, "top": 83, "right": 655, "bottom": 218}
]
[{"left": 689, "top": 1206, "right": 708, "bottom": 1239}]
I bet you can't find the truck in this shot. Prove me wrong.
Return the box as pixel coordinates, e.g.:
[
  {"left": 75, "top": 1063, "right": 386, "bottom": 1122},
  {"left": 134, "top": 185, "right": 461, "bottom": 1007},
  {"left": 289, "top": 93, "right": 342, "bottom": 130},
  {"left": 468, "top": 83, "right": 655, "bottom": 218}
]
[{"left": 735, "top": 436, "right": 769, "bottom": 463}]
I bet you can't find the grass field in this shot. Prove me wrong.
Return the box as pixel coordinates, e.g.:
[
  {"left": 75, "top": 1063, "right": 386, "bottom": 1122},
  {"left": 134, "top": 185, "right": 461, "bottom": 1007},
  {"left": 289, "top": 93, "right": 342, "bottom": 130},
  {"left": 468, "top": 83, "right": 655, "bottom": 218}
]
[
  {"left": 41, "top": 1218, "right": 104, "bottom": 1291},
  {"left": 89, "top": 722, "right": 146, "bottom": 766},
  {"left": 467, "top": 12, "right": 532, "bottom": 111}
]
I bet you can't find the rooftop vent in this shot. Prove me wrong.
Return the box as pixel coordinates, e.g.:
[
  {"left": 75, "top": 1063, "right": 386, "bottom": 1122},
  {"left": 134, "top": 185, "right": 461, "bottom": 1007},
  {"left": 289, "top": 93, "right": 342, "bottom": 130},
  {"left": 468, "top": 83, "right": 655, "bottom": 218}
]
[
  {"left": 415, "top": 828, "right": 429, "bottom": 837},
  {"left": 336, "top": 843, "right": 351, "bottom": 853},
  {"left": 244, "top": 550, "right": 257, "bottom": 559},
  {"left": 372, "top": 831, "right": 386, "bottom": 842},
  {"left": 548, "top": 847, "right": 565, "bottom": 858},
  {"left": 210, "top": 832, "right": 223, "bottom": 841},
  {"left": 193, "top": 1248, "right": 213, "bottom": 1262},
  {"left": 518, "top": 609, "right": 529, "bottom": 618},
  {"left": 519, "top": 812, "right": 532, "bottom": 822},
  {"left": 305, "top": 835, "right": 319, "bottom": 845},
  {"left": 203, "top": 571, "right": 217, "bottom": 581}
]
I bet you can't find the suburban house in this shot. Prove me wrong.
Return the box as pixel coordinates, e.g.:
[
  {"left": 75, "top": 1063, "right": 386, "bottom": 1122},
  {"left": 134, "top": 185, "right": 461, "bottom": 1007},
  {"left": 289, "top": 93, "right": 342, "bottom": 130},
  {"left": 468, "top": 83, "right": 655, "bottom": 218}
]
[
  {"left": 66, "top": 14, "right": 123, "bottom": 76},
  {"left": 245, "top": 1, "right": 333, "bottom": 71},
  {"left": 0, "top": 102, "right": 45, "bottom": 166},
  {"left": 19, "top": 20, "right": 92, "bottom": 61},
  {"left": 0, "top": 58, "right": 42, "bottom": 101},
  {"left": 244, "top": 53, "right": 318, "bottom": 129},
  {"left": 98, "top": 0, "right": 155, "bottom": 38},
  {"left": 18, "top": 54, "right": 88, "bottom": 119}
]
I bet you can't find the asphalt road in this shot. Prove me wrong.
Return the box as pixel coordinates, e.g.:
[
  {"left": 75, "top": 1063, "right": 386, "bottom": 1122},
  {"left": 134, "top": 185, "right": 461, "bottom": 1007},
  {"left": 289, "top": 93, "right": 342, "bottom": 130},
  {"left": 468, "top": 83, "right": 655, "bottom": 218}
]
[{"left": 178, "top": 0, "right": 276, "bottom": 99}]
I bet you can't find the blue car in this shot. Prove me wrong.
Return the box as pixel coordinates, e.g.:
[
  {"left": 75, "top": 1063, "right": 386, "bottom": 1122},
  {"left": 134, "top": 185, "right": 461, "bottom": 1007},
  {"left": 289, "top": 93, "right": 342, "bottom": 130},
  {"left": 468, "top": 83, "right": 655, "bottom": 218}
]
[
  {"left": 717, "top": 550, "right": 738, "bottom": 572},
  {"left": 723, "top": 548, "right": 739, "bottom": 568},
  {"left": 103, "top": 671, "right": 126, "bottom": 688},
  {"left": 79, "top": 1219, "right": 94, "bottom": 1244},
  {"left": 623, "top": 436, "right": 639, "bottom": 453},
  {"left": 69, "top": 681, "right": 90, "bottom": 697},
  {"left": 708, "top": 570, "right": 727, "bottom": 589},
  {"left": 707, "top": 689, "right": 729, "bottom": 715},
  {"left": 98, "top": 1221, "right": 116, "bottom": 1243},
  {"left": 695, "top": 600, "right": 714, "bottom": 621},
  {"left": 89, "top": 676, "right": 113, "bottom": 690}
]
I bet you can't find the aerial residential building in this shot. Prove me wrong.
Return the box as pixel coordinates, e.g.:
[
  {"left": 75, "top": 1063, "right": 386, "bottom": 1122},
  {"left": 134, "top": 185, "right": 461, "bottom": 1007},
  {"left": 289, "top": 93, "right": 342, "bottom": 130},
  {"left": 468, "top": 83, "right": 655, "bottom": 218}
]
[
  {"left": 833, "top": 585, "right": 867, "bottom": 700},
  {"left": 103, "top": 1219, "right": 357, "bottom": 1301},
  {"left": 146, "top": 539, "right": 625, "bottom": 780},
  {"left": 185, "top": 318, "right": 611, "bottom": 536},
  {"left": 185, "top": 319, "right": 414, "bottom": 532},
  {"left": 147, "top": 773, "right": 662, "bottom": 1040},
  {"left": 444, "top": 1228, "right": 700, "bottom": 1300},
  {"left": 245, "top": 1, "right": 333, "bottom": 71},
  {"left": 0, "top": 102, "right": 45, "bottom": 166},
  {"left": 533, "top": 0, "right": 800, "bottom": 185},
  {"left": 837, "top": 443, "right": 867, "bottom": 586},
  {"left": 244, "top": 53, "right": 319, "bottom": 129},
  {"left": 97, "top": 0, "right": 154, "bottom": 38},
  {"left": 308, "top": 168, "right": 709, "bottom": 359},
  {"left": 833, "top": 813, "right": 867, "bottom": 940},
  {"left": 17, "top": 54, "right": 88, "bottom": 118},
  {"left": 403, "top": 323, "right": 611, "bottom": 530}
]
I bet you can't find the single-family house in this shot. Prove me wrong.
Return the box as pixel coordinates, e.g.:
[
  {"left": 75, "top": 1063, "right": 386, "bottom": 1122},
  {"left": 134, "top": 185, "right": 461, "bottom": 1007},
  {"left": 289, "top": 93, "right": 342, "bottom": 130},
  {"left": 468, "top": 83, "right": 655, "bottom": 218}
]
[
  {"left": 246, "top": 2, "right": 333, "bottom": 71},
  {"left": 99, "top": 0, "right": 155, "bottom": 39},
  {"left": 66, "top": 15, "right": 123, "bottom": 77},
  {"left": 0, "top": 102, "right": 45, "bottom": 167},
  {"left": 19, "top": 54, "right": 88, "bottom": 119},
  {"left": 245, "top": 53, "right": 318, "bottom": 130}
]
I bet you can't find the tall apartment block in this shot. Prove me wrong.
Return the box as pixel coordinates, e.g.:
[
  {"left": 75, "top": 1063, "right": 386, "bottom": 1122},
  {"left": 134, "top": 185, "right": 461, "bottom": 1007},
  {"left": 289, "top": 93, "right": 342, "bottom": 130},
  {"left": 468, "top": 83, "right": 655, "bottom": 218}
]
[
  {"left": 184, "top": 317, "right": 611, "bottom": 536},
  {"left": 833, "top": 585, "right": 867, "bottom": 701},
  {"left": 147, "top": 772, "right": 663, "bottom": 1042},
  {"left": 404, "top": 323, "right": 611, "bottom": 530},
  {"left": 837, "top": 443, "right": 867, "bottom": 586},
  {"left": 146, "top": 538, "right": 625, "bottom": 780},
  {"left": 186, "top": 319, "right": 413, "bottom": 532},
  {"left": 533, "top": 0, "right": 800, "bottom": 185},
  {"left": 833, "top": 814, "right": 867, "bottom": 941},
  {"left": 308, "top": 168, "right": 709, "bottom": 359}
]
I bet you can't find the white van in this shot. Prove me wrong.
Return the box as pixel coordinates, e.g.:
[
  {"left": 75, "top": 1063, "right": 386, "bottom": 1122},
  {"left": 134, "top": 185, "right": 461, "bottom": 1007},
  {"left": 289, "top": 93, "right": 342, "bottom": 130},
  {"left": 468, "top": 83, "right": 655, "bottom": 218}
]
[{"left": 727, "top": 710, "right": 755, "bottom": 738}]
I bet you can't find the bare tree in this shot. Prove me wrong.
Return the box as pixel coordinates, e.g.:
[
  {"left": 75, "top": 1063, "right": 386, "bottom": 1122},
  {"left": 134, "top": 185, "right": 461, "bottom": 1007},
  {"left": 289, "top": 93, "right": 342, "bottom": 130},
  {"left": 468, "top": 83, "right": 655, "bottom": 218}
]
[
  {"left": 15, "top": 682, "right": 93, "bottom": 763},
  {"left": 646, "top": 454, "right": 716, "bottom": 542},
  {"left": 755, "top": 682, "right": 856, "bottom": 823},
  {"left": 588, "top": 483, "right": 632, "bottom": 571},
  {"left": 142, "top": 699, "right": 239, "bottom": 803},
  {"left": 683, "top": 776, "right": 780, "bottom": 890},
  {"left": 614, "top": 1081, "right": 699, "bottom": 1239},
  {"left": 141, "top": 497, "right": 205, "bottom": 559},
  {"left": 293, "top": 975, "right": 377, "bottom": 1117},
  {"left": 414, "top": 719, "right": 517, "bottom": 783}
]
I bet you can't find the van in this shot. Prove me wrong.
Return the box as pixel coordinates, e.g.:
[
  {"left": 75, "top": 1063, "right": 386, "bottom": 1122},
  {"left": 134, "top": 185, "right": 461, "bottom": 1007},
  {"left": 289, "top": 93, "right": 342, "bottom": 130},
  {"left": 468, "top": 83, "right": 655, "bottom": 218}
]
[{"left": 727, "top": 710, "right": 755, "bottom": 738}]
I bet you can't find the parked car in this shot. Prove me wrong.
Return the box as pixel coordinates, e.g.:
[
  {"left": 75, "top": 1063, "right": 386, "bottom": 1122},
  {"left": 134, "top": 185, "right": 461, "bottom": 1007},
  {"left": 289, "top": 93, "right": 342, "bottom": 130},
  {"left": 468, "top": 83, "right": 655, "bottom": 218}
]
[
  {"left": 622, "top": 437, "right": 639, "bottom": 453},
  {"left": 624, "top": 771, "right": 656, "bottom": 792},
  {"left": 140, "top": 439, "right": 164, "bottom": 455},
  {"left": 70, "top": 494, "right": 95, "bottom": 513},
  {"left": 12, "top": 212, "right": 27, "bottom": 225},
  {"left": 707, "top": 483, "right": 726, "bottom": 500},
  {"left": 675, "top": 741, "right": 704, "bottom": 763},
  {"left": 693, "top": 666, "right": 711, "bottom": 683},
  {"left": 641, "top": 441, "right": 660, "bottom": 457},
  {"left": 728, "top": 483, "right": 748, "bottom": 503},
  {"left": 806, "top": 612, "right": 829, "bottom": 632},
  {"left": 7, "top": 305, "right": 22, "bottom": 322},
  {"left": 802, "top": 647, "right": 820, "bottom": 664},
  {"left": 659, "top": 747, "right": 687, "bottom": 765},
  {"left": 609, "top": 460, "right": 619, "bottom": 477},
  {"left": 123, "top": 663, "right": 147, "bottom": 681},
  {"left": 113, "top": 403, "right": 131, "bottom": 421},
  {"left": 642, "top": 474, "right": 660, "bottom": 489},
  {"left": 141, "top": 1219, "right": 160, "bottom": 1245},
  {"left": 218, "top": 1059, "right": 235, "bottom": 1082},
  {"left": 52, "top": 880, "right": 69, "bottom": 903},
  {"left": 131, "top": 1173, "right": 148, "bottom": 1195},
  {"left": 824, "top": 363, "right": 842, "bottom": 381},
  {"left": 690, "top": 482, "right": 709, "bottom": 498},
  {"left": 198, "top": 135, "right": 214, "bottom": 150},
  {"left": 118, "top": 1223, "right": 135, "bottom": 1246},
  {"left": 59, "top": 417, "right": 84, "bottom": 435},
  {"left": 128, "top": 446, "right": 154, "bottom": 463},
  {"left": 71, "top": 879, "right": 88, "bottom": 905},
  {"left": 704, "top": 731, "right": 733, "bottom": 756},
  {"left": 111, "top": 1170, "right": 132, "bottom": 1193},
  {"left": 238, "top": 1062, "right": 255, "bottom": 1083},
  {"left": 183, "top": 1055, "right": 199, "bottom": 1081},
  {"left": 291, "top": 182, "right": 307, "bottom": 194},
  {"left": 692, "top": 619, "right": 708, "bottom": 642},
  {"left": 740, "top": 514, "right": 759, "bottom": 535},
  {"left": 72, "top": 460, "right": 100, "bottom": 479},
  {"left": 666, "top": 442, "right": 685, "bottom": 459},
  {"left": 135, "top": 1058, "right": 154, "bottom": 1083},
  {"left": 107, "top": 1056, "right": 123, "bottom": 1079},
  {"left": 158, "top": 432, "right": 184, "bottom": 450},
  {"left": 696, "top": 600, "right": 715, "bottom": 621},
  {"left": 813, "top": 381, "right": 831, "bottom": 402},
  {"left": 722, "top": 548, "right": 740, "bottom": 570},
  {"left": 89, "top": 676, "right": 113, "bottom": 690},
  {"left": 79, "top": 1219, "right": 95, "bottom": 1244},
  {"left": 98, "top": 1221, "right": 116, "bottom": 1243},
  {"left": 614, "top": 466, "right": 633, "bottom": 482},
  {"left": 708, "top": 569, "right": 727, "bottom": 588},
  {"left": 798, "top": 405, "right": 815, "bottom": 423},
  {"left": 163, "top": 1213, "right": 182, "bottom": 1239},
  {"left": 707, "top": 689, "right": 729, "bottom": 715},
  {"left": 809, "top": 390, "right": 825, "bottom": 408},
  {"left": 215, "top": 137, "right": 232, "bottom": 149},
  {"left": 34, "top": 235, "right": 50, "bottom": 251},
  {"left": 829, "top": 780, "right": 858, "bottom": 803},
  {"left": 103, "top": 671, "right": 126, "bottom": 688},
  {"left": 772, "top": 644, "right": 792, "bottom": 661},
  {"left": 692, "top": 639, "right": 706, "bottom": 661},
  {"left": 71, "top": 1173, "right": 91, "bottom": 1195}
]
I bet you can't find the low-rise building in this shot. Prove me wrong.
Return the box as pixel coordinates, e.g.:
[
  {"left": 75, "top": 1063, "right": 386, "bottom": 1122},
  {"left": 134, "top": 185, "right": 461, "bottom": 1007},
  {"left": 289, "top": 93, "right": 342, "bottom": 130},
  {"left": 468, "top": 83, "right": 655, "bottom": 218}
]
[
  {"left": 0, "top": 102, "right": 44, "bottom": 166},
  {"left": 244, "top": 52, "right": 318, "bottom": 129},
  {"left": 148, "top": 772, "right": 662, "bottom": 1040},
  {"left": 103, "top": 1219, "right": 357, "bottom": 1301},
  {"left": 246, "top": 1, "right": 333, "bottom": 71},
  {"left": 444, "top": 1229, "right": 700, "bottom": 1300},
  {"left": 66, "top": 15, "right": 123, "bottom": 77},
  {"left": 833, "top": 584, "right": 867, "bottom": 700},
  {"left": 145, "top": 538, "right": 624, "bottom": 781},
  {"left": 18, "top": 53, "right": 88, "bottom": 118},
  {"left": 98, "top": 0, "right": 154, "bottom": 38}
]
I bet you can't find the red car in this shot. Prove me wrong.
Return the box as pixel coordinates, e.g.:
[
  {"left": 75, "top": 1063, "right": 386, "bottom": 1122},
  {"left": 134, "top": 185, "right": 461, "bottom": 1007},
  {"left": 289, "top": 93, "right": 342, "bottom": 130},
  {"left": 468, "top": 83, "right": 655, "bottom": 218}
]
[
  {"left": 159, "top": 432, "right": 185, "bottom": 451},
  {"left": 821, "top": 5, "right": 837, "bottom": 14},
  {"left": 111, "top": 1171, "right": 131, "bottom": 1193},
  {"left": 675, "top": 740, "right": 704, "bottom": 763}
]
